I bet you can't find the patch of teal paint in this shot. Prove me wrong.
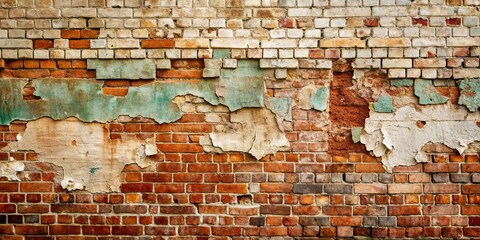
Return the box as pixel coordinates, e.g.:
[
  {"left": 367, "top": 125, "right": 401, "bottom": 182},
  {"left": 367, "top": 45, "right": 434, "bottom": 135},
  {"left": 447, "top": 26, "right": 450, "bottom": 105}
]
[
  {"left": 87, "top": 59, "right": 156, "bottom": 79},
  {"left": 414, "top": 79, "right": 448, "bottom": 105},
  {"left": 90, "top": 166, "right": 100, "bottom": 175},
  {"left": 213, "top": 49, "right": 231, "bottom": 59},
  {"left": 217, "top": 60, "right": 265, "bottom": 111},
  {"left": 311, "top": 87, "right": 329, "bottom": 111},
  {"left": 390, "top": 79, "right": 413, "bottom": 87},
  {"left": 265, "top": 97, "right": 292, "bottom": 121},
  {"left": 373, "top": 95, "right": 394, "bottom": 113},
  {"left": 458, "top": 79, "right": 480, "bottom": 112},
  {"left": 351, "top": 127, "right": 363, "bottom": 143},
  {"left": 0, "top": 78, "right": 220, "bottom": 125}
]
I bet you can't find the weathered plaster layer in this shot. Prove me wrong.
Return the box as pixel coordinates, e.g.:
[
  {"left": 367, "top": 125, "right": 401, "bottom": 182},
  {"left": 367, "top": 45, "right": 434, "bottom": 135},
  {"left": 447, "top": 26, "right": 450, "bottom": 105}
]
[
  {"left": 458, "top": 79, "right": 480, "bottom": 112},
  {"left": 5, "top": 117, "right": 157, "bottom": 192},
  {"left": 361, "top": 105, "right": 480, "bottom": 172},
  {"left": 87, "top": 59, "right": 157, "bottom": 80},
  {"left": 200, "top": 108, "right": 290, "bottom": 160},
  {"left": 0, "top": 161, "right": 25, "bottom": 181}
]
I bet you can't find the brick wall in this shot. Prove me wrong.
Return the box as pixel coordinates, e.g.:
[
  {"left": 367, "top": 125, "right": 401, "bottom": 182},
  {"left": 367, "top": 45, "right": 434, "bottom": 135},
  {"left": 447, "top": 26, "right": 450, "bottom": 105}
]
[{"left": 1, "top": 0, "right": 480, "bottom": 238}]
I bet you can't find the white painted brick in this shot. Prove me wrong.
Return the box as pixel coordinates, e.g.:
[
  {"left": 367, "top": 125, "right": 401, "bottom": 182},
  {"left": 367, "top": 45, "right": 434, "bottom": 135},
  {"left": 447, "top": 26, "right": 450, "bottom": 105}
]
[
  {"left": 421, "top": 69, "right": 437, "bottom": 79},
  {"left": 316, "top": 60, "right": 332, "bottom": 69},
  {"left": 324, "top": 7, "right": 371, "bottom": 17},
  {"left": 223, "top": 59, "right": 237, "bottom": 68},
  {"left": 98, "top": 8, "right": 132, "bottom": 18},
  {"left": 210, "top": 19, "right": 226, "bottom": 28},
  {"left": 2, "top": 50, "right": 17, "bottom": 59},
  {"left": 98, "top": 49, "right": 114, "bottom": 59},
  {"left": 295, "top": 49, "right": 309, "bottom": 58},
  {"left": 447, "top": 37, "right": 480, "bottom": 47},
  {"left": 305, "top": 29, "right": 321, "bottom": 38},
  {"left": 314, "top": 18, "right": 329, "bottom": 28},
  {"left": 81, "top": 49, "right": 98, "bottom": 59},
  {"left": 330, "top": 19, "right": 346, "bottom": 27},
  {"left": 407, "top": 69, "right": 421, "bottom": 78},
  {"left": 299, "top": 39, "right": 318, "bottom": 48},
  {"left": 341, "top": 49, "right": 356, "bottom": 58},
  {"left": 61, "top": 8, "right": 96, "bottom": 17},
  {"left": 279, "top": 49, "right": 293, "bottom": 58},
  {"left": 269, "top": 30, "right": 286, "bottom": 39},
  {"left": 412, "top": 38, "right": 445, "bottom": 47},
  {"left": 263, "top": 49, "right": 277, "bottom": 58},
  {"left": 388, "top": 69, "right": 406, "bottom": 78},
  {"left": 353, "top": 59, "right": 381, "bottom": 68},
  {"left": 288, "top": 8, "right": 322, "bottom": 17},
  {"left": 287, "top": 29, "right": 303, "bottom": 38}
]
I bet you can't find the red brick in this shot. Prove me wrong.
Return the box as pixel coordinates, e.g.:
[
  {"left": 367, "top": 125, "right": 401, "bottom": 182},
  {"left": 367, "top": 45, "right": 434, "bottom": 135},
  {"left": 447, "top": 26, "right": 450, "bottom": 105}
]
[
  {"left": 424, "top": 163, "right": 459, "bottom": 172},
  {"left": 398, "top": 216, "right": 431, "bottom": 226},
  {"left": 40, "top": 60, "right": 57, "bottom": 68},
  {"left": 82, "top": 225, "right": 111, "bottom": 235},
  {"left": 102, "top": 87, "right": 129, "bottom": 96},
  {"left": 353, "top": 206, "right": 386, "bottom": 215},
  {"left": 0, "top": 225, "right": 14, "bottom": 234},
  {"left": 157, "top": 69, "right": 203, "bottom": 78},
  {"left": 389, "top": 206, "right": 421, "bottom": 215},
  {"left": 465, "top": 227, "right": 480, "bottom": 237},
  {"left": 309, "top": 49, "right": 324, "bottom": 59},
  {"left": 112, "top": 226, "right": 143, "bottom": 235},
  {"left": 260, "top": 183, "right": 292, "bottom": 193},
  {"left": 443, "top": 227, "right": 464, "bottom": 237},
  {"left": 462, "top": 206, "right": 480, "bottom": 215},
  {"left": 446, "top": 17, "right": 461, "bottom": 26},
  {"left": 13, "top": 69, "right": 50, "bottom": 78},
  {"left": 424, "top": 184, "right": 460, "bottom": 193},
  {"left": 157, "top": 143, "right": 203, "bottom": 153},
  {"left": 324, "top": 206, "right": 352, "bottom": 215},
  {"left": 80, "top": 29, "right": 99, "bottom": 38},
  {"left": 319, "top": 226, "right": 337, "bottom": 237},
  {"left": 121, "top": 183, "right": 153, "bottom": 192},
  {"left": 218, "top": 184, "right": 247, "bottom": 193},
  {"left": 50, "top": 225, "right": 81, "bottom": 235},
  {"left": 186, "top": 183, "right": 215, "bottom": 193},
  {"left": 66, "top": 69, "right": 95, "bottom": 78},
  {"left": 364, "top": 17, "right": 379, "bottom": 27},
  {"left": 331, "top": 216, "right": 362, "bottom": 226},
  {"left": 33, "top": 39, "right": 54, "bottom": 49},
  {"left": 198, "top": 205, "right": 227, "bottom": 214},
  {"left": 462, "top": 163, "right": 480, "bottom": 172},
  {"left": 69, "top": 39, "right": 90, "bottom": 49},
  {"left": 412, "top": 18, "right": 428, "bottom": 26},
  {"left": 145, "top": 226, "right": 175, "bottom": 235},
  {"left": 0, "top": 204, "right": 15, "bottom": 213},
  {"left": 141, "top": 39, "right": 175, "bottom": 48},
  {"left": 171, "top": 123, "right": 212, "bottom": 133},
  {"left": 61, "top": 29, "right": 80, "bottom": 38},
  {"left": 355, "top": 163, "right": 385, "bottom": 173},
  {"left": 20, "top": 182, "right": 52, "bottom": 192},
  {"left": 15, "top": 225, "right": 48, "bottom": 235},
  {"left": 51, "top": 204, "right": 97, "bottom": 213},
  {"left": 259, "top": 227, "right": 288, "bottom": 236},
  {"left": 154, "top": 183, "right": 184, "bottom": 193},
  {"left": 179, "top": 226, "right": 210, "bottom": 236},
  {"left": 0, "top": 183, "right": 18, "bottom": 192},
  {"left": 424, "top": 205, "right": 459, "bottom": 215},
  {"left": 292, "top": 206, "right": 320, "bottom": 215},
  {"left": 264, "top": 163, "right": 294, "bottom": 172}
]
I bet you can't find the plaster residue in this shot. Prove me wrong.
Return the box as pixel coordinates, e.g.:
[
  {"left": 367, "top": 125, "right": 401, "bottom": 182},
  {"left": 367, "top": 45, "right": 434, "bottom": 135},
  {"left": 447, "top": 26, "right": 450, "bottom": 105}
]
[
  {"left": 5, "top": 117, "right": 158, "bottom": 192},
  {"left": 0, "top": 161, "right": 25, "bottom": 181},
  {"left": 200, "top": 108, "right": 290, "bottom": 159},
  {"left": 298, "top": 84, "right": 329, "bottom": 111},
  {"left": 414, "top": 79, "right": 449, "bottom": 105},
  {"left": 360, "top": 105, "right": 480, "bottom": 172}
]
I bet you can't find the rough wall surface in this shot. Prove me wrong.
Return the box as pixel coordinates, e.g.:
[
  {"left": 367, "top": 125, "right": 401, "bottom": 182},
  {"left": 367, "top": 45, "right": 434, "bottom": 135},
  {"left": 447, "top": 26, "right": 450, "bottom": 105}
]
[{"left": 0, "top": 0, "right": 480, "bottom": 238}]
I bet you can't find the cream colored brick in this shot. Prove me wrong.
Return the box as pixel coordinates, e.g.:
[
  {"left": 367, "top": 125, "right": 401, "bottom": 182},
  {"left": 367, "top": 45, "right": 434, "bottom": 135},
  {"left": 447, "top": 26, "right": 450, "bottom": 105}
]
[
  {"left": 155, "top": 59, "right": 171, "bottom": 69},
  {"left": 382, "top": 59, "right": 412, "bottom": 68},
  {"left": 447, "top": 37, "right": 480, "bottom": 47},
  {"left": 18, "top": 49, "right": 33, "bottom": 58},
  {"left": 324, "top": 7, "right": 371, "bottom": 17},
  {"left": 453, "top": 69, "right": 480, "bottom": 79},
  {"left": 49, "top": 49, "right": 64, "bottom": 59},
  {"left": 98, "top": 49, "right": 114, "bottom": 59},
  {"left": 133, "top": 8, "right": 170, "bottom": 17},
  {"left": 81, "top": 49, "right": 98, "bottom": 59},
  {"left": 0, "top": 39, "right": 32, "bottom": 49},
  {"left": 211, "top": 39, "right": 259, "bottom": 48},
  {"left": 175, "top": 38, "right": 209, "bottom": 48},
  {"left": 2, "top": 49, "right": 17, "bottom": 59},
  {"left": 388, "top": 69, "right": 406, "bottom": 78},
  {"left": 61, "top": 8, "right": 96, "bottom": 17},
  {"left": 260, "top": 59, "right": 298, "bottom": 68},
  {"left": 368, "top": 38, "right": 411, "bottom": 47},
  {"left": 26, "top": 9, "right": 60, "bottom": 18},
  {"left": 107, "top": 39, "right": 139, "bottom": 49},
  {"left": 98, "top": 8, "right": 132, "bottom": 18},
  {"left": 320, "top": 38, "right": 366, "bottom": 48},
  {"left": 261, "top": 39, "right": 297, "bottom": 48},
  {"left": 353, "top": 59, "right": 381, "bottom": 68},
  {"left": 181, "top": 49, "right": 197, "bottom": 58},
  {"left": 412, "top": 38, "right": 445, "bottom": 47}
]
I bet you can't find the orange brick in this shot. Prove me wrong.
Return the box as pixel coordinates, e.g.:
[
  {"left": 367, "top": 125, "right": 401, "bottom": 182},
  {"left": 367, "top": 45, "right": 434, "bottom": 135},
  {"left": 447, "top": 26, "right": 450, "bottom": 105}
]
[
  {"left": 102, "top": 87, "right": 129, "bottom": 96},
  {"left": 40, "top": 60, "right": 57, "bottom": 69},
  {"left": 23, "top": 60, "right": 40, "bottom": 68},
  {"left": 141, "top": 39, "right": 175, "bottom": 49},
  {"left": 33, "top": 39, "right": 54, "bottom": 49},
  {"left": 61, "top": 29, "right": 80, "bottom": 39},
  {"left": 69, "top": 39, "right": 90, "bottom": 49},
  {"left": 80, "top": 29, "right": 99, "bottom": 39},
  {"left": 157, "top": 69, "right": 202, "bottom": 78}
]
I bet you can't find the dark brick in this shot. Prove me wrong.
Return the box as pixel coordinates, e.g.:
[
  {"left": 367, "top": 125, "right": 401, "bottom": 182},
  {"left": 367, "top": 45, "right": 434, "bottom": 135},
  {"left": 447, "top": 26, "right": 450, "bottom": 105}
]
[
  {"left": 293, "top": 184, "right": 323, "bottom": 194},
  {"left": 8, "top": 215, "right": 22, "bottom": 223},
  {"left": 379, "top": 216, "right": 397, "bottom": 227},
  {"left": 249, "top": 216, "right": 265, "bottom": 226},
  {"left": 24, "top": 215, "right": 39, "bottom": 223},
  {"left": 432, "top": 173, "right": 449, "bottom": 183},
  {"left": 451, "top": 173, "right": 470, "bottom": 183},
  {"left": 299, "top": 217, "right": 329, "bottom": 226},
  {"left": 378, "top": 173, "right": 394, "bottom": 183},
  {"left": 363, "top": 216, "right": 378, "bottom": 227},
  {"left": 260, "top": 205, "right": 290, "bottom": 215},
  {"left": 324, "top": 184, "right": 353, "bottom": 194},
  {"left": 113, "top": 205, "right": 147, "bottom": 214}
]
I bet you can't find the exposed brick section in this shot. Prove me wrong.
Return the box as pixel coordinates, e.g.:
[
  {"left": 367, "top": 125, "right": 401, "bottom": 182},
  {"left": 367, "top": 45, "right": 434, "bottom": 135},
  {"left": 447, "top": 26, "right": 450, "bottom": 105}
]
[{"left": 141, "top": 39, "right": 175, "bottom": 48}]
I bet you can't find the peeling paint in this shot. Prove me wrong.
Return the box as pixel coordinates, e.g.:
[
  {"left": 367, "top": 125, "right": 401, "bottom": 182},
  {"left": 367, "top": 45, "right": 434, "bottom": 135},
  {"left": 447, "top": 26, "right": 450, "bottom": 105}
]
[
  {"left": 0, "top": 161, "right": 25, "bottom": 181},
  {"left": 414, "top": 79, "right": 449, "bottom": 105},
  {"left": 5, "top": 117, "right": 157, "bottom": 192},
  {"left": 390, "top": 79, "right": 413, "bottom": 87},
  {"left": 360, "top": 105, "right": 480, "bottom": 172},
  {"left": 217, "top": 60, "right": 265, "bottom": 111},
  {"left": 458, "top": 79, "right": 480, "bottom": 112},
  {"left": 87, "top": 59, "right": 157, "bottom": 79},
  {"left": 351, "top": 127, "right": 363, "bottom": 143},
  {"left": 373, "top": 95, "right": 394, "bottom": 113},
  {"left": 200, "top": 108, "right": 289, "bottom": 159},
  {"left": 265, "top": 97, "right": 292, "bottom": 121},
  {"left": 311, "top": 87, "right": 329, "bottom": 111},
  {"left": 0, "top": 78, "right": 221, "bottom": 125}
]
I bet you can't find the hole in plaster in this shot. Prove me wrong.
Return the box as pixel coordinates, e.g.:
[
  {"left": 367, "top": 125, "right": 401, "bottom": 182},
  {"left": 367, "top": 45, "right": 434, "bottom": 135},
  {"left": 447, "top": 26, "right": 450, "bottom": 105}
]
[
  {"left": 416, "top": 120, "right": 426, "bottom": 128},
  {"left": 22, "top": 81, "right": 41, "bottom": 100}
]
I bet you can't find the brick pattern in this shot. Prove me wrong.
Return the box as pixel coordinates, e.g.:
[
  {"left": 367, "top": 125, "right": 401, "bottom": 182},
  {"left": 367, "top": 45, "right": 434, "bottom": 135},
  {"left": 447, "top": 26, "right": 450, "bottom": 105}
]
[{"left": 1, "top": 0, "right": 480, "bottom": 238}]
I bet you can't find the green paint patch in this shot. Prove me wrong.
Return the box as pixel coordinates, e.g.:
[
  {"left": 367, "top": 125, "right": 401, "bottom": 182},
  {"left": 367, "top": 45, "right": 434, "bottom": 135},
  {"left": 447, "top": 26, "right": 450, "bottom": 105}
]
[
  {"left": 390, "top": 79, "right": 413, "bottom": 87},
  {"left": 265, "top": 97, "right": 292, "bottom": 121},
  {"left": 311, "top": 87, "right": 329, "bottom": 111},
  {"left": 374, "top": 95, "right": 394, "bottom": 113},
  {"left": 458, "top": 79, "right": 480, "bottom": 112},
  {"left": 217, "top": 60, "right": 265, "bottom": 111},
  {"left": 87, "top": 59, "right": 156, "bottom": 79},
  {"left": 414, "top": 79, "right": 448, "bottom": 105},
  {"left": 351, "top": 127, "right": 363, "bottom": 143},
  {"left": 213, "top": 49, "right": 231, "bottom": 59},
  {"left": 0, "top": 78, "right": 220, "bottom": 125}
]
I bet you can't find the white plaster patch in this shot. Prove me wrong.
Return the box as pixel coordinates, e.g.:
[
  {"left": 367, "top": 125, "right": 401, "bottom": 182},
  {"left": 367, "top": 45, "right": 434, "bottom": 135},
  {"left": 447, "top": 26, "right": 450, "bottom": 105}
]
[
  {"left": 360, "top": 105, "right": 480, "bottom": 172},
  {"left": 200, "top": 108, "right": 290, "bottom": 159},
  {"left": 0, "top": 161, "right": 25, "bottom": 181},
  {"left": 6, "top": 117, "right": 158, "bottom": 192}
]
